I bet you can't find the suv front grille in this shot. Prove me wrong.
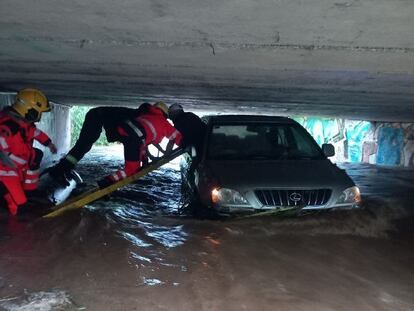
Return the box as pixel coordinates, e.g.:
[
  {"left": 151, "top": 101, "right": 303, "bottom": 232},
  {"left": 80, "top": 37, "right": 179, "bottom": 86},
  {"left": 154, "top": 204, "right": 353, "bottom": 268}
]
[{"left": 255, "top": 189, "right": 332, "bottom": 207}]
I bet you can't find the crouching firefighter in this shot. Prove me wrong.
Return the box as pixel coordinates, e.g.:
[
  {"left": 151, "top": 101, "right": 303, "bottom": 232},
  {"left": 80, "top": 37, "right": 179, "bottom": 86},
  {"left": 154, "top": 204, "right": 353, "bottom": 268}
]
[
  {"left": 101, "top": 102, "right": 182, "bottom": 185},
  {"left": 0, "top": 88, "right": 56, "bottom": 215},
  {"left": 49, "top": 102, "right": 182, "bottom": 188}
]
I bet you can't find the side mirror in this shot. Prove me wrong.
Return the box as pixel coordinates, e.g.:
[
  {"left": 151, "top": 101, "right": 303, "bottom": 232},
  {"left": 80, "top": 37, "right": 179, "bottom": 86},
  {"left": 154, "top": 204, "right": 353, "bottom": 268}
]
[{"left": 322, "top": 144, "right": 335, "bottom": 157}]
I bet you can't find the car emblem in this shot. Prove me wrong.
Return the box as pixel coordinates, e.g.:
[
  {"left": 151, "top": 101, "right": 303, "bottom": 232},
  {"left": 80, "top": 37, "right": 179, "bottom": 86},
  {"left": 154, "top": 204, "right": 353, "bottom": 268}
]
[{"left": 289, "top": 192, "right": 302, "bottom": 202}]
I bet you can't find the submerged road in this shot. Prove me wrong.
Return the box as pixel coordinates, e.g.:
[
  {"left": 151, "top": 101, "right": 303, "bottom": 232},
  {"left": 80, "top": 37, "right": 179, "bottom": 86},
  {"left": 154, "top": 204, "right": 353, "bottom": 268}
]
[{"left": 0, "top": 146, "right": 414, "bottom": 311}]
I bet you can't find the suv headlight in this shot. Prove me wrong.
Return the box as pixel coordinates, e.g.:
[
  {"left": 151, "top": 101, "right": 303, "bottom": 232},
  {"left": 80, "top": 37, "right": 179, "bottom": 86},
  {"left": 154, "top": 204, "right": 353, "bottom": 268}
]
[
  {"left": 211, "top": 188, "right": 249, "bottom": 206},
  {"left": 336, "top": 186, "right": 361, "bottom": 204}
]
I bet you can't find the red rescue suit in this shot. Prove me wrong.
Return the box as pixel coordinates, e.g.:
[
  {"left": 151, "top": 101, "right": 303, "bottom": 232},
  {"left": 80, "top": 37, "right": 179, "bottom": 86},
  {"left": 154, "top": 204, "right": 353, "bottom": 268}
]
[
  {"left": 17, "top": 118, "right": 52, "bottom": 190},
  {"left": 0, "top": 110, "right": 52, "bottom": 214},
  {"left": 107, "top": 106, "right": 182, "bottom": 182},
  {"left": 0, "top": 112, "right": 28, "bottom": 215}
]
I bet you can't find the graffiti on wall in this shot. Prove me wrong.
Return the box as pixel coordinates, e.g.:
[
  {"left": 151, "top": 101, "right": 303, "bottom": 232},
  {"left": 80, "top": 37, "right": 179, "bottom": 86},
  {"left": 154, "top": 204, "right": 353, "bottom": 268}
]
[
  {"left": 376, "top": 123, "right": 414, "bottom": 167},
  {"left": 294, "top": 117, "right": 344, "bottom": 145},
  {"left": 294, "top": 117, "right": 372, "bottom": 163},
  {"left": 294, "top": 117, "right": 414, "bottom": 167},
  {"left": 344, "top": 120, "right": 372, "bottom": 162},
  {"left": 376, "top": 127, "right": 404, "bottom": 165}
]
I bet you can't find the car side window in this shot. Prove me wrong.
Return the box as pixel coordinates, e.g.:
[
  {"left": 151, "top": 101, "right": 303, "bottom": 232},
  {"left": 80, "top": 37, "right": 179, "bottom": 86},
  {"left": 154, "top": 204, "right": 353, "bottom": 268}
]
[{"left": 290, "top": 126, "right": 322, "bottom": 157}]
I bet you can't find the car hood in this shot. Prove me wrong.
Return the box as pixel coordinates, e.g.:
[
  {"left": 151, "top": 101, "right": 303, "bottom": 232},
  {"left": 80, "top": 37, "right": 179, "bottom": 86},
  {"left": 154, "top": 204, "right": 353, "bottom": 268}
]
[{"left": 205, "top": 159, "right": 354, "bottom": 189}]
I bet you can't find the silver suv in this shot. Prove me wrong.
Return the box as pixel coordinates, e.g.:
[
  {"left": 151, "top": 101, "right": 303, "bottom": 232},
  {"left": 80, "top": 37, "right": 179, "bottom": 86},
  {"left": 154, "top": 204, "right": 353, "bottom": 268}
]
[{"left": 180, "top": 115, "right": 360, "bottom": 214}]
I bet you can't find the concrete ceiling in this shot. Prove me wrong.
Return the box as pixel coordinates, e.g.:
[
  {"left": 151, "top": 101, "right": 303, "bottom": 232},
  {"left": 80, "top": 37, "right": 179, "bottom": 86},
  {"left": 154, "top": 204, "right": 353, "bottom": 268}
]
[{"left": 1, "top": 0, "right": 413, "bottom": 121}]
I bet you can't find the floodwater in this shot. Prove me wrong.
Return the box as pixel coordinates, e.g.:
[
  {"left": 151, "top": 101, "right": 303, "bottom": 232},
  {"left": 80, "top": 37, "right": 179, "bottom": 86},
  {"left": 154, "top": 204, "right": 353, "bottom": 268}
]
[{"left": 0, "top": 145, "right": 414, "bottom": 311}]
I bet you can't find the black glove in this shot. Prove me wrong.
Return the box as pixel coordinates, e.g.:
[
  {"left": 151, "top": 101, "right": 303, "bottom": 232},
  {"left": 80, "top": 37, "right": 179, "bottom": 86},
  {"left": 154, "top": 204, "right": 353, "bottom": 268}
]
[
  {"left": 47, "top": 158, "right": 75, "bottom": 186},
  {"left": 47, "top": 165, "right": 70, "bottom": 187},
  {"left": 97, "top": 176, "right": 114, "bottom": 189}
]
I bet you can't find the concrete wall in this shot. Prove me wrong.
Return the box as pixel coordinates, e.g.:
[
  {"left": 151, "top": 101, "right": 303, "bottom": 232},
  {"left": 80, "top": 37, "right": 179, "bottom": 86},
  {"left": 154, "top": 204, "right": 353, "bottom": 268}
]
[
  {"left": 295, "top": 117, "right": 414, "bottom": 167},
  {"left": 0, "top": 93, "right": 71, "bottom": 166}
]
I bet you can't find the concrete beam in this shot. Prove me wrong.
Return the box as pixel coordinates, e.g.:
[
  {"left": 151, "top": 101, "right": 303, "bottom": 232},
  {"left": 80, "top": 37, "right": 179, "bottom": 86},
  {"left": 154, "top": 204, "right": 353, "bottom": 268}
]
[{"left": 0, "top": 0, "right": 413, "bottom": 121}]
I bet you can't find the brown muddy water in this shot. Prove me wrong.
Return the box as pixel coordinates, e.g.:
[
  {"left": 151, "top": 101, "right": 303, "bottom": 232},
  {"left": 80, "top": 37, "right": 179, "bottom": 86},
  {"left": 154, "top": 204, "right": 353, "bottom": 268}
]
[{"left": 0, "top": 146, "right": 414, "bottom": 311}]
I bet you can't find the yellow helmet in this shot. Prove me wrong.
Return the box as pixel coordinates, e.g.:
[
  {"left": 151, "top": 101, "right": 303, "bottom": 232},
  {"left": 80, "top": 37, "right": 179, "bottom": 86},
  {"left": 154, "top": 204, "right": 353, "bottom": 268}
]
[
  {"left": 153, "top": 101, "right": 168, "bottom": 115},
  {"left": 12, "top": 88, "right": 51, "bottom": 122}
]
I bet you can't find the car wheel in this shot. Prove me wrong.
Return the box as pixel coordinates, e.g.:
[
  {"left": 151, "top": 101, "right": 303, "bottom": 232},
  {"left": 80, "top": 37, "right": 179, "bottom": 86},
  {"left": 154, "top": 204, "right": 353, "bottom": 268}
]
[
  {"left": 181, "top": 187, "right": 219, "bottom": 219},
  {"left": 179, "top": 171, "right": 220, "bottom": 219}
]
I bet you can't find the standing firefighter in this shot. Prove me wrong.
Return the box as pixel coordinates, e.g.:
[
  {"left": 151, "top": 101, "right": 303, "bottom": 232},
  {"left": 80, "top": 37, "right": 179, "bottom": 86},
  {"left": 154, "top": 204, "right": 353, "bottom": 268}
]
[
  {"left": 0, "top": 88, "right": 57, "bottom": 215},
  {"left": 49, "top": 102, "right": 182, "bottom": 187}
]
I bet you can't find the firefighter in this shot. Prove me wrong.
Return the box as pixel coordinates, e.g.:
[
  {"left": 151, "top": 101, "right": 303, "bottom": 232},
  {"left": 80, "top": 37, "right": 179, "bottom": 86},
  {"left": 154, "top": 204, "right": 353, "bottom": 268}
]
[
  {"left": 168, "top": 104, "right": 206, "bottom": 192},
  {"left": 0, "top": 88, "right": 56, "bottom": 215},
  {"left": 168, "top": 103, "right": 206, "bottom": 155},
  {"left": 49, "top": 102, "right": 182, "bottom": 187},
  {"left": 97, "top": 101, "right": 182, "bottom": 187},
  {"left": 48, "top": 103, "right": 151, "bottom": 183}
]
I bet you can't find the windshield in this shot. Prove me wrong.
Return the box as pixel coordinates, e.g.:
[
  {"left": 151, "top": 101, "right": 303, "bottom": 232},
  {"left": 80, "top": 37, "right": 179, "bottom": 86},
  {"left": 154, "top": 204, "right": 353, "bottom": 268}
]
[{"left": 207, "top": 123, "right": 324, "bottom": 160}]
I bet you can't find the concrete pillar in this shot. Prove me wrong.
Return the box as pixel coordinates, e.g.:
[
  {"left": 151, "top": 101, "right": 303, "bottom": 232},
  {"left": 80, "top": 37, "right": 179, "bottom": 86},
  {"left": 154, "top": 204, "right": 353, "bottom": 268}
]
[
  {"left": 0, "top": 92, "right": 71, "bottom": 166},
  {"left": 36, "top": 103, "right": 71, "bottom": 165}
]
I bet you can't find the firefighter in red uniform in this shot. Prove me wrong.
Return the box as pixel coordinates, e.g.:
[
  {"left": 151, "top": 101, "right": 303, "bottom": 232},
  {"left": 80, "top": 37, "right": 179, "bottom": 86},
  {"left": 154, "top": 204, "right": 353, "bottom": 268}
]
[
  {"left": 49, "top": 102, "right": 182, "bottom": 187},
  {"left": 0, "top": 88, "right": 56, "bottom": 215},
  {"left": 103, "top": 101, "right": 182, "bottom": 184}
]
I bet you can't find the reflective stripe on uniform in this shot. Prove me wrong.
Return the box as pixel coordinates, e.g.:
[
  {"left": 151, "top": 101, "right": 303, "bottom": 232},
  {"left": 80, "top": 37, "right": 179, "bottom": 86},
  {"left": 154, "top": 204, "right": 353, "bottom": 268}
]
[
  {"left": 9, "top": 154, "right": 27, "bottom": 165},
  {"left": 26, "top": 169, "right": 39, "bottom": 176},
  {"left": 168, "top": 130, "right": 179, "bottom": 141},
  {"left": 24, "top": 169, "right": 39, "bottom": 184},
  {"left": 111, "top": 173, "right": 120, "bottom": 181},
  {"left": 0, "top": 170, "right": 18, "bottom": 177},
  {"left": 125, "top": 120, "right": 144, "bottom": 138},
  {"left": 0, "top": 137, "right": 8, "bottom": 149},
  {"left": 111, "top": 170, "right": 127, "bottom": 181},
  {"left": 139, "top": 118, "right": 157, "bottom": 141},
  {"left": 24, "top": 178, "right": 39, "bottom": 184},
  {"left": 24, "top": 170, "right": 40, "bottom": 185}
]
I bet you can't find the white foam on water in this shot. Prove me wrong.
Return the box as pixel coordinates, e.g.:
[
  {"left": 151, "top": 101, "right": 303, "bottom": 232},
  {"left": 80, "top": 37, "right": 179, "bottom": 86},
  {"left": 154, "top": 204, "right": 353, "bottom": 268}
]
[
  {"left": 0, "top": 290, "right": 73, "bottom": 311},
  {"left": 233, "top": 197, "right": 409, "bottom": 239}
]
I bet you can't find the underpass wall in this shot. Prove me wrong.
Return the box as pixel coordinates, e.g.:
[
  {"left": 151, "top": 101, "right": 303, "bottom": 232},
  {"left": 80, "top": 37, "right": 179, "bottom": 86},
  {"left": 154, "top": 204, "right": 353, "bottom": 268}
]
[
  {"left": 0, "top": 93, "right": 71, "bottom": 166},
  {"left": 295, "top": 117, "right": 414, "bottom": 167}
]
